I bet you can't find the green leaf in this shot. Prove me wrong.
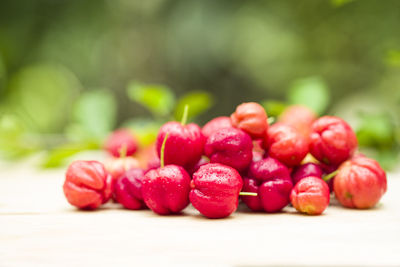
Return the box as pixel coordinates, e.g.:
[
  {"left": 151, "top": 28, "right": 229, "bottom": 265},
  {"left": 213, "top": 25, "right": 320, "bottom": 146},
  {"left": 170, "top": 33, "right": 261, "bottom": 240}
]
[
  {"left": 287, "top": 76, "right": 330, "bottom": 115},
  {"left": 356, "top": 113, "right": 395, "bottom": 148},
  {"left": 260, "top": 100, "right": 287, "bottom": 118},
  {"left": 122, "top": 118, "right": 161, "bottom": 146},
  {"left": 331, "top": 0, "right": 356, "bottom": 7},
  {"left": 68, "top": 89, "right": 117, "bottom": 141},
  {"left": 41, "top": 142, "right": 99, "bottom": 168},
  {"left": 174, "top": 91, "right": 214, "bottom": 122},
  {"left": 127, "top": 82, "right": 175, "bottom": 117}
]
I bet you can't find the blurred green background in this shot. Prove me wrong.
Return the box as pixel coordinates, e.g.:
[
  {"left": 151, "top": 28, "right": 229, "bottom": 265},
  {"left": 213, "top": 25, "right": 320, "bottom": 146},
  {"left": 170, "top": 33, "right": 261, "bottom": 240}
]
[{"left": 0, "top": 0, "right": 399, "bottom": 169}]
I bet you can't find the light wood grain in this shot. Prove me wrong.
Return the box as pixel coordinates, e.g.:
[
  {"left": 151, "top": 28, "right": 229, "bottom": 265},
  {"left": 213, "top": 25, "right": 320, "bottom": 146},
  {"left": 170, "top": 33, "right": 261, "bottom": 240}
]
[{"left": 1, "top": 160, "right": 399, "bottom": 267}]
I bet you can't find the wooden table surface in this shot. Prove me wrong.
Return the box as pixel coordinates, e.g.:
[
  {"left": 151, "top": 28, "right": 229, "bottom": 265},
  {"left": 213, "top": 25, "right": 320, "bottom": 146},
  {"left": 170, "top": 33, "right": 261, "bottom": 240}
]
[{"left": 1, "top": 159, "right": 400, "bottom": 267}]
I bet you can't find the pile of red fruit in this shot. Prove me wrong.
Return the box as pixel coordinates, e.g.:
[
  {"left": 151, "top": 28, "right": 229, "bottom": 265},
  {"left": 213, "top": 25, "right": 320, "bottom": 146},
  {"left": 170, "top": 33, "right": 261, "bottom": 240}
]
[{"left": 63, "top": 103, "right": 387, "bottom": 218}]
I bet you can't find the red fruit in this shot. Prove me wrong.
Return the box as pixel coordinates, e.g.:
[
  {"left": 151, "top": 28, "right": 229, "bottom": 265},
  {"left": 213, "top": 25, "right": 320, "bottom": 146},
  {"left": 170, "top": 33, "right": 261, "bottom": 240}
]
[
  {"left": 156, "top": 122, "right": 205, "bottom": 170},
  {"left": 145, "top": 156, "right": 160, "bottom": 173},
  {"left": 279, "top": 105, "right": 316, "bottom": 137},
  {"left": 205, "top": 128, "right": 253, "bottom": 172},
  {"left": 63, "top": 160, "right": 112, "bottom": 209},
  {"left": 291, "top": 176, "right": 330, "bottom": 215},
  {"left": 202, "top": 116, "right": 232, "bottom": 138},
  {"left": 242, "top": 157, "right": 293, "bottom": 212},
  {"left": 190, "top": 163, "right": 243, "bottom": 219},
  {"left": 142, "top": 165, "right": 191, "bottom": 215},
  {"left": 310, "top": 116, "right": 358, "bottom": 166},
  {"left": 265, "top": 123, "right": 309, "bottom": 167},
  {"left": 104, "top": 129, "right": 138, "bottom": 157},
  {"left": 291, "top": 163, "right": 324, "bottom": 185},
  {"left": 113, "top": 168, "right": 146, "bottom": 210},
  {"left": 187, "top": 157, "right": 210, "bottom": 176},
  {"left": 334, "top": 156, "right": 387, "bottom": 209},
  {"left": 104, "top": 157, "right": 140, "bottom": 181},
  {"left": 231, "top": 102, "right": 269, "bottom": 139}
]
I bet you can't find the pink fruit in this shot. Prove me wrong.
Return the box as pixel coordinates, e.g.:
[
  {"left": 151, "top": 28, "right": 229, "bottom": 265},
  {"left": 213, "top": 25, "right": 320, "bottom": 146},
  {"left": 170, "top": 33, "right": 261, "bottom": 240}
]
[
  {"left": 190, "top": 163, "right": 243, "bottom": 219},
  {"left": 114, "top": 168, "right": 146, "bottom": 210},
  {"left": 104, "top": 129, "right": 138, "bottom": 157},
  {"left": 104, "top": 157, "right": 140, "bottom": 181},
  {"left": 63, "top": 160, "right": 112, "bottom": 209},
  {"left": 291, "top": 163, "right": 324, "bottom": 185},
  {"left": 202, "top": 116, "right": 232, "bottom": 138}
]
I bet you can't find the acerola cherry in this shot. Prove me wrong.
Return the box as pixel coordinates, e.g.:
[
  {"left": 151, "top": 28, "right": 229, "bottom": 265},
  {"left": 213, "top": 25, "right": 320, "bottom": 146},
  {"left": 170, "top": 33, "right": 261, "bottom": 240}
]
[
  {"left": 310, "top": 116, "right": 358, "bottom": 166},
  {"left": 104, "top": 129, "right": 138, "bottom": 157},
  {"left": 202, "top": 116, "right": 232, "bottom": 138},
  {"left": 142, "top": 133, "right": 191, "bottom": 215},
  {"left": 334, "top": 156, "right": 387, "bottom": 209},
  {"left": 279, "top": 105, "right": 316, "bottom": 137},
  {"left": 204, "top": 127, "right": 253, "bottom": 172},
  {"left": 242, "top": 157, "right": 293, "bottom": 212},
  {"left": 155, "top": 122, "right": 205, "bottom": 170},
  {"left": 231, "top": 102, "right": 269, "bottom": 139},
  {"left": 113, "top": 168, "right": 146, "bottom": 210},
  {"left": 63, "top": 160, "right": 112, "bottom": 210},
  {"left": 190, "top": 163, "right": 243, "bottom": 219},
  {"left": 104, "top": 157, "right": 140, "bottom": 181},
  {"left": 187, "top": 157, "right": 210, "bottom": 176},
  {"left": 291, "top": 176, "right": 330, "bottom": 215},
  {"left": 291, "top": 163, "right": 324, "bottom": 185},
  {"left": 265, "top": 123, "right": 309, "bottom": 167}
]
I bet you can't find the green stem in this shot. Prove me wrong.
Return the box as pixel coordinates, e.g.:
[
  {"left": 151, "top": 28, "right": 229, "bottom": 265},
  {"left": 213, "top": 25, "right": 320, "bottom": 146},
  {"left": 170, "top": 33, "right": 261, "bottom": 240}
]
[
  {"left": 181, "top": 105, "right": 189, "bottom": 125},
  {"left": 267, "top": 117, "right": 275, "bottom": 125},
  {"left": 323, "top": 170, "right": 339, "bottom": 182},
  {"left": 239, "top": 192, "right": 258, "bottom": 196},
  {"left": 118, "top": 144, "right": 127, "bottom": 158},
  {"left": 160, "top": 133, "right": 169, "bottom": 168}
]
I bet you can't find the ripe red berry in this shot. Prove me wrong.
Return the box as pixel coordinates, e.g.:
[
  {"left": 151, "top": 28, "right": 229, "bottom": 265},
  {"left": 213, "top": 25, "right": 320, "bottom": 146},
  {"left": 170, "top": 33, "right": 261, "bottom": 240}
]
[
  {"left": 310, "top": 116, "right": 358, "bottom": 166},
  {"left": 202, "top": 116, "right": 232, "bottom": 138},
  {"left": 113, "top": 168, "right": 146, "bottom": 210},
  {"left": 142, "top": 165, "right": 191, "bottom": 215},
  {"left": 63, "top": 160, "right": 112, "bottom": 210},
  {"left": 204, "top": 127, "right": 253, "bottom": 172},
  {"left": 231, "top": 102, "right": 269, "bottom": 139},
  {"left": 242, "top": 157, "right": 293, "bottom": 212},
  {"left": 104, "top": 157, "right": 140, "bottom": 181},
  {"left": 291, "top": 176, "right": 330, "bottom": 215},
  {"left": 265, "top": 123, "right": 309, "bottom": 167},
  {"left": 279, "top": 105, "right": 316, "bottom": 137},
  {"left": 334, "top": 156, "right": 387, "bottom": 209},
  {"left": 291, "top": 163, "right": 324, "bottom": 185},
  {"left": 104, "top": 129, "right": 138, "bottom": 157},
  {"left": 190, "top": 163, "right": 243, "bottom": 219},
  {"left": 156, "top": 122, "right": 205, "bottom": 170}
]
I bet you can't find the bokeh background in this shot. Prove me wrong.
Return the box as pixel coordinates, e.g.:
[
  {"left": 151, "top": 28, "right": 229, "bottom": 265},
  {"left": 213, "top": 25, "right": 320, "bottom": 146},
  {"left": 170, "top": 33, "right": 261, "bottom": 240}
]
[{"left": 0, "top": 0, "right": 399, "bottom": 169}]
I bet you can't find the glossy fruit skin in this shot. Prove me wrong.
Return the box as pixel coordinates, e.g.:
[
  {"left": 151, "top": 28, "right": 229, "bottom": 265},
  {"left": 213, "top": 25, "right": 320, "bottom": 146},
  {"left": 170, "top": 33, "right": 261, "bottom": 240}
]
[
  {"left": 190, "top": 163, "right": 243, "bottom": 219},
  {"left": 310, "top": 116, "right": 358, "bottom": 166},
  {"left": 231, "top": 102, "right": 269, "bottom": 139},
  {"left": 187, "top": 157, "right": 210, "bottom": 176},
  {"left": 202, "top": 116, "right": 232, "bottom": 138},
  {"left": 114, "top": 168, "right": 146, "bottom": 210},
  {"left": 204, "top": 128, "right": 253, "bottom": 172},
  {"left": 104, "top": 129, "right": 138, "bottom": 157},
  {"left": 292, "top": 163, "right": 324, "bottom": 185},
  {"left": 105, "top": 157, "right": 140, "bottom": 181},
  {"left": 145, "top": 156, "right": 160, "bottom": 173},
  {"left": 265, "top": 123, "right": 309, "bottom": 167},
  {"left": 279, "top": 105, "right": 316, "bottom": 137},
  {"left": 142, "top": 165, "right": 191, "bottom": 215},
  {"left": 242, "top": 157, "right": 293, "bottom": 212},
  {"left": 63, "top": 160, "right": 112, "bottom": 209},
  {"left": 156, "top": 121, "right": 205, "bottom": 170},
  {"left": 290, "top": 176, "right": 330, "bottom": 215},
  {"left": 334, "top": 156, "right": 387, "bottom": 209}
]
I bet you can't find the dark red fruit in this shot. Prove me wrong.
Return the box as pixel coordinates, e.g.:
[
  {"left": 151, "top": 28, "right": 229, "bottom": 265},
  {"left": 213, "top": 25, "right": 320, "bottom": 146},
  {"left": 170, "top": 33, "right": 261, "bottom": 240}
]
[
  {"left": 231, "top": 102, "right": 269, "bottom": 139},
  {"left": 334, "top": 156, "right": 387, "bottom": 209},
  {"left": 291, "top": 163, "right": 324, "bottom": 185},
  {"left": 310, "top": 116, "right": 358, "bottom": 166},
  {"left": 142, "top": 165, "right": 191, "bottom": 215},
  {"left": 202, "top": 116, "right": 232, "bottom": 138},
  {"left": 265, "top": 123, "right": 309, "bottom": 167},
  {"left": 190, "top": 163, "right": 243, "bottom": 219},
  {"left": 104, "top": 129, "right": 138, "bottom": 157},
  {"left": 291, "top": 176, "right": 330, "bottom": 215},
  {"left": 156, "top": 122, "right": 205, "bottom": 170},
  {"left": 204, "top": 127, "right": 253, "bottom": 172},
  {"left": 187, "top": 157, "right": 210, "bottom": 176},
  {"left": 242, "top": 157, "right": 293, "bottom": 212},
  {"left": 114, "top": 168, "right": 146, "bottom": 210},
  {"left": 63, "top": 160, "right": 112, "bottom": 210}
]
